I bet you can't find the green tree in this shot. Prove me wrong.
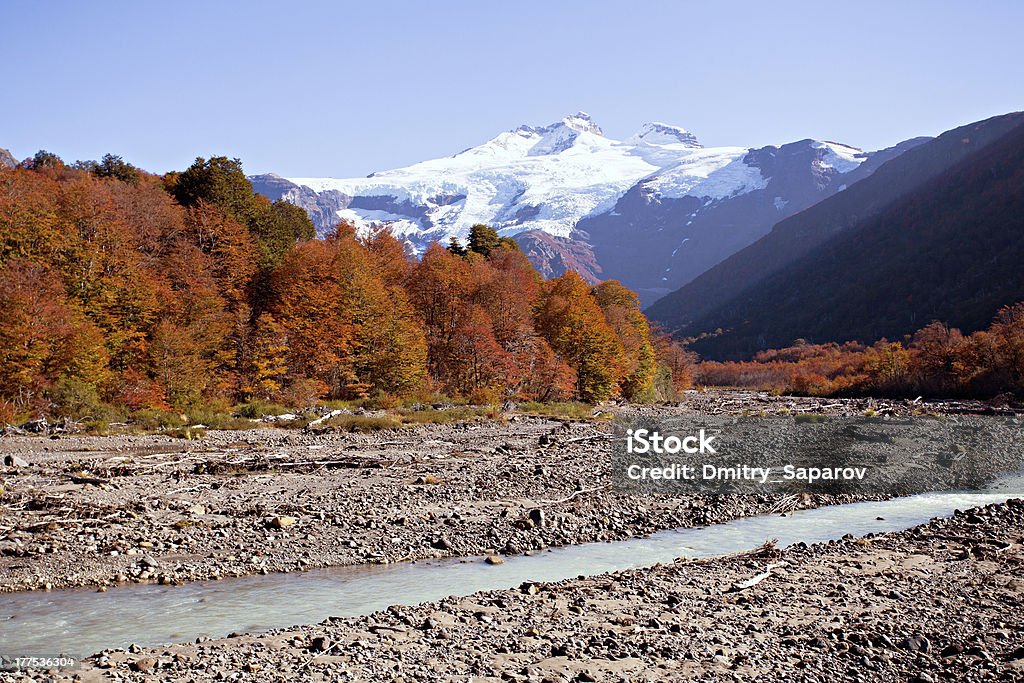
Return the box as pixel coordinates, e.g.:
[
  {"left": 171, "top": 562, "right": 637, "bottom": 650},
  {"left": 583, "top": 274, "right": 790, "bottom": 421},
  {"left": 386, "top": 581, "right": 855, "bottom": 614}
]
[
  {"left": 169, "top": 156, "right": 314, "bottom": 269},
  {"left": 88, "top": 154, "right": 141, "bottom": 184},
  {"left": 30, "top": 150, "right": 64, "bottom": 169},
  {"left": 447, "top": 236, "right": 467, "bottom": 256},
  {"left": 468, "top": 224, "right": 500, "bottom": 256}
]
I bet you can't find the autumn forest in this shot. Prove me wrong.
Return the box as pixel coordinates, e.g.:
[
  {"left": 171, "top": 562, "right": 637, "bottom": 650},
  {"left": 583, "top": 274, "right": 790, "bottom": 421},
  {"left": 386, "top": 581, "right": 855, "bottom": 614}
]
[
  {"left": 0, "top": 153, "right": 694, "bottom": 425},
  {"left": 2, "top": 150, "right": 1023, "bottom": 428}
]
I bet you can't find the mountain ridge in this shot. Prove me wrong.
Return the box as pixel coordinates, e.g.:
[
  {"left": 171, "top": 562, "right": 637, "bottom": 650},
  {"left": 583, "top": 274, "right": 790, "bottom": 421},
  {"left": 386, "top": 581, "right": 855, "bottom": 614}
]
[{"left": 251, "top": 113, "right": 904, "bottom": 302}]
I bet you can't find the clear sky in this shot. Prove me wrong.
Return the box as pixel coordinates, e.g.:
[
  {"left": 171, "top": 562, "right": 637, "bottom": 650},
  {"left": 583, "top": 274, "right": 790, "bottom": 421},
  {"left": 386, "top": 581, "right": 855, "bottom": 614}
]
[{"left": 2, "top": 0, "right": 1022, "bottom": 178}]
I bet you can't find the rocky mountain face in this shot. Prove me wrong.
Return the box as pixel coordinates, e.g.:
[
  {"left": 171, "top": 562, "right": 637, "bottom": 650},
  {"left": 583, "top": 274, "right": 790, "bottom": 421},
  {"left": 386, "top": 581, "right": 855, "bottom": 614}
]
[
  {"left": 0, "top": 148, "right": 17, "bottom": 169},
  {"left": 248, "top": 173, "right": 350, "bottom": 236},
  {"left": 572, "top": 137, "right": 926, "bottom": 302},
  {"left": 646, "top": 112, "right": 1024, "bottom": 359},
  {"left": 250, "top": 114, "right": 918, "bottom": 303}
]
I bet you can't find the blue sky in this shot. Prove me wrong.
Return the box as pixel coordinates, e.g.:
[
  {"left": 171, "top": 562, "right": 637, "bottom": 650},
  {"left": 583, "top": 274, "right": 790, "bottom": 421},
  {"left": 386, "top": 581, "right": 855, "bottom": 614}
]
[{"left": 2, "top": 0, "right": 1022, "bottom": 177}]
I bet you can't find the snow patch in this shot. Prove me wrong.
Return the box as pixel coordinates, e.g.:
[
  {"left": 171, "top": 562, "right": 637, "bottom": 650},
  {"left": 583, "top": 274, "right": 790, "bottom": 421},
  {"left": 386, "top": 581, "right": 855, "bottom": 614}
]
[
  {"left": 813, "top": 141, "right": 866, "bottom": 174},
  {"left": 642, "top": 148, "right": 767, "bottom": 200}
]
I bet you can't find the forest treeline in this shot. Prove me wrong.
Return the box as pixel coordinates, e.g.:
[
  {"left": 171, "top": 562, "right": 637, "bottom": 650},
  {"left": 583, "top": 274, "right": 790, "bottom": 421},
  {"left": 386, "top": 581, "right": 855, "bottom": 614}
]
[
  {"left": 694, "top": 306, "right": 1024, "bottom": 400},
  {"left": 0, "top": 152, "right": 693, "bottom": 423}
]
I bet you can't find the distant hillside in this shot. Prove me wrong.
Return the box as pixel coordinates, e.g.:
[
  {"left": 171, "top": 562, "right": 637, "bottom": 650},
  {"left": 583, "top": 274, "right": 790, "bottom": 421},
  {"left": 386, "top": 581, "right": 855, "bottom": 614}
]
[
  {"left": 645, "top": 113, "right": 1024, "bottom": 345},
  {"left": 651, "top": 113, "right": 1024, "bottom": 359}
]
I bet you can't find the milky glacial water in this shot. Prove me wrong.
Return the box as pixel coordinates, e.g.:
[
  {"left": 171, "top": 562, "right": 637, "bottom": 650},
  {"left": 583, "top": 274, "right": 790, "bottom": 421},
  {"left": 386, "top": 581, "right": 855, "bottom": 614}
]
[{"left": 1, "top": 476, "right": 1022, "bottom": 659}]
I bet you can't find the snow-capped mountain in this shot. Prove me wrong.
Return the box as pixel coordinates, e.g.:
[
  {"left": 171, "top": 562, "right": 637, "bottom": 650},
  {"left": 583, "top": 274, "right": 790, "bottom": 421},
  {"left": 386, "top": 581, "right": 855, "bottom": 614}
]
[{"left": 251, "top": 113, "right": 924, "bottom": 304}]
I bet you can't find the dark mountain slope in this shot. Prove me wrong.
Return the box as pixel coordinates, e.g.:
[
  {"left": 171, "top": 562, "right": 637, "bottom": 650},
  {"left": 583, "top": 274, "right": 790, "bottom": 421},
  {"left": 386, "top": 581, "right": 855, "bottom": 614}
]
[
  {"left": 646, "top": 112, "right": 1024, "bottom": 335},
  {"left": 579, "top": 137, "right": 924, "bottom": 304},
  {"left": 670, "top": 115, "right": 1024, "bottom": 359}
]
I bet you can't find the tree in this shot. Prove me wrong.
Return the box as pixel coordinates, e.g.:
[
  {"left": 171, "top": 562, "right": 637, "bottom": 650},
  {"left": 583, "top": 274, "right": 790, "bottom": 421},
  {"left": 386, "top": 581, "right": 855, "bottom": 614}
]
[
  {"left": 407, "top": 243, "right": 475, "bottom": 389},
  {"left": 271, "top": 239, "right": 355, "bottom": 398},
  {"left": 364, "top": 227, "right": 413, "bottom": 286},
  {"left": 170, "top": 156, "right": 257, "bottom": 222},
  {"left": 468, "top": 224, "right": 500, "bottom": 256},
  {"left": 593, "top": 280, "right": 656, "bottom": 400},
  {"left": 0, "top": 259, "right": 109, "bottom": 409},
  {"left": 169, "top": 156, "right": 314, "bottom": 269},
  {"left": 29, "top": 150, "right": 64, "bottom": 169},
  {"left": 240, "top": 313, "right": 290, "bottom": 400},
  {"left": 0, "top": 166, "right": 63, "bottom": 263},
  {"left": 909, "top": 322, "right": 964, "bottom": 395},
  {"left": 75, "top": 154, "right": 141, "bottom": 184},
  {"left": 535, "top": 271, "right": 626, "bottom": 402},
  {"left": 149, "top": 319, "right": 212, "bottom": 407},
  {"left": 447, "top": 236, "right": 467, "bottom": 256},
  {"left": 863, "top": 341, "right": 911, "bottom": 393},
  {"left": 182, "top": 201, "right": 258, "bottom": 308},
  {"left": 263, "top": 198, "right": 316, "bottom": 267},
  {"left": 990, "top": 303, "right": 1024, "bottom": 390}
]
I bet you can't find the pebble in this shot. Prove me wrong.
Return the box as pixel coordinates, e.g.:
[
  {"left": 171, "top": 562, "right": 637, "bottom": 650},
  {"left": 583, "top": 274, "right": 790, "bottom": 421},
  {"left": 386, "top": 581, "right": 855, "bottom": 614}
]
[{"left": 269, "top": 516, "right": 297, "bottom": 529}]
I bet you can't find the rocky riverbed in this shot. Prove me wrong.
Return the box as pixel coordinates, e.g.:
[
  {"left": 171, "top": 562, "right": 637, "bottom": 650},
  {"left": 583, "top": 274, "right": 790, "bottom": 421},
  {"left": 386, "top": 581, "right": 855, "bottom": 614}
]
[
  {"left": 2, "top": 391, "right": 1022, "bottom": 681},
  {"left": 47, "top": 497, "right": 1024, "bottom": 682},
  {"left": 0, "top": 392, "right": 911, "bottom": 594}
]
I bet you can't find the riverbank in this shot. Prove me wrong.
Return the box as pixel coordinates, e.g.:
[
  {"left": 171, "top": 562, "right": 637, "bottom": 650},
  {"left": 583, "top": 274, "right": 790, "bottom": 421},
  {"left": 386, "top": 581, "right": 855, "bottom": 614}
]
[
  {"left": 0, "top": 392, "right": 903, "bottom": 594},
  {"left": 56, "top": 497, "right": 1024, "bottom": 681}
]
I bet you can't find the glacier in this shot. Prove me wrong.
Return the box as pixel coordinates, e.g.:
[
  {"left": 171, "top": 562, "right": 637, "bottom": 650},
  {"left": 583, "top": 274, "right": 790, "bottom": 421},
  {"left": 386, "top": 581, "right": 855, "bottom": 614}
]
[{"left": 279, "top": 112, "right": 851, "bottom": 250}]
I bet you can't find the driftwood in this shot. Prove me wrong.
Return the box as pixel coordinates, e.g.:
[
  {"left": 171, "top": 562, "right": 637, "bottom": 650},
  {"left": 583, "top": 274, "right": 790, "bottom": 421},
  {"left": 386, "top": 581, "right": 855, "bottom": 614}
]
[
  {"left": 68, "top": 474, "right": 109, "bottom": 486},
  {"left": 684, "top": 539, "right": 779, "bottom": 566},
  {"left": 535, "top": 484, "right": 611, "bottom": 507},
  {"left": 727, "top": 560, "right": 789, "bottom": 592},
  {"left": 560, "top": 433, "right": 612, "bottom": 445}
]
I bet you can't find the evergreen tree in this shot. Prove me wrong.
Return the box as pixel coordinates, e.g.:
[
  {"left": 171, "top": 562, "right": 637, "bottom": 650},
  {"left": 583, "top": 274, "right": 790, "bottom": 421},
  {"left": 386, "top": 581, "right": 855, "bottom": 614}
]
[
  {"left": 468, "top": 224, "right": 500, "bottom": 256},
  {"left": 447, "top": 236, "right": 467, "bottom": 256}
]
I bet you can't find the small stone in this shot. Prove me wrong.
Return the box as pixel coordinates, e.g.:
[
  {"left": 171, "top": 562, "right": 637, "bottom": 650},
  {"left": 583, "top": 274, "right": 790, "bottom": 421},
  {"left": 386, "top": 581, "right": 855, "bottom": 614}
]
[
  {"left": 4, "top": 454, "right": 29, "bottom": 467},
  {"left": 432, "top": 537, "right": 452, "bottom": 550},
  {"left": 414, "top": 474, "right": 442, "bottom": 485},
  {"left": 899, "top": 635, "right": 931, "bottom": 653},
  {"left": 130, "top": 657, "right": 156, "bottom": 673},
  {"left": 141, "top": 555, "right": 159, "bottom": 568},
  {"left": 308, "top": 636, "right": 330, "bottom": 652},
  {"left": 188, "top": 504, "right": 206, "bottom": 516},
  {"left": 940, "top": 643, "right": 964, "bottom": 658},
  {"left": 528, "top": 509, "right": 546, "bottom": 528},
  {"left": 270, "top": 516, "right": 297, "bottom": 529},
  {"left": 485, "top": 555, "right": 504, "bottom": 565}
]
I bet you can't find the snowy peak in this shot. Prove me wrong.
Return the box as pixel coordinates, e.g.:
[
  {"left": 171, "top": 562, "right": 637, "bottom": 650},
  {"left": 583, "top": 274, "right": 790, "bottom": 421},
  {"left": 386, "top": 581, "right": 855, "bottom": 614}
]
[
  {"left": 515, "top": 112, "right": 606, "bottom": 157},
  {"left": 560, "top": 111, "right": 604, "bottom": 136},
  {"left": 627, "top": 122, "right": 702, "bottom": 148},
  {"left": 272, "top": 113, "right": 882, "bottom": 275},
  {"left": 516, "top": 111, "right": 603, "bottom": 136},
  {"left": 454, "top": 113, "right": 606, "bottom": 161}
]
